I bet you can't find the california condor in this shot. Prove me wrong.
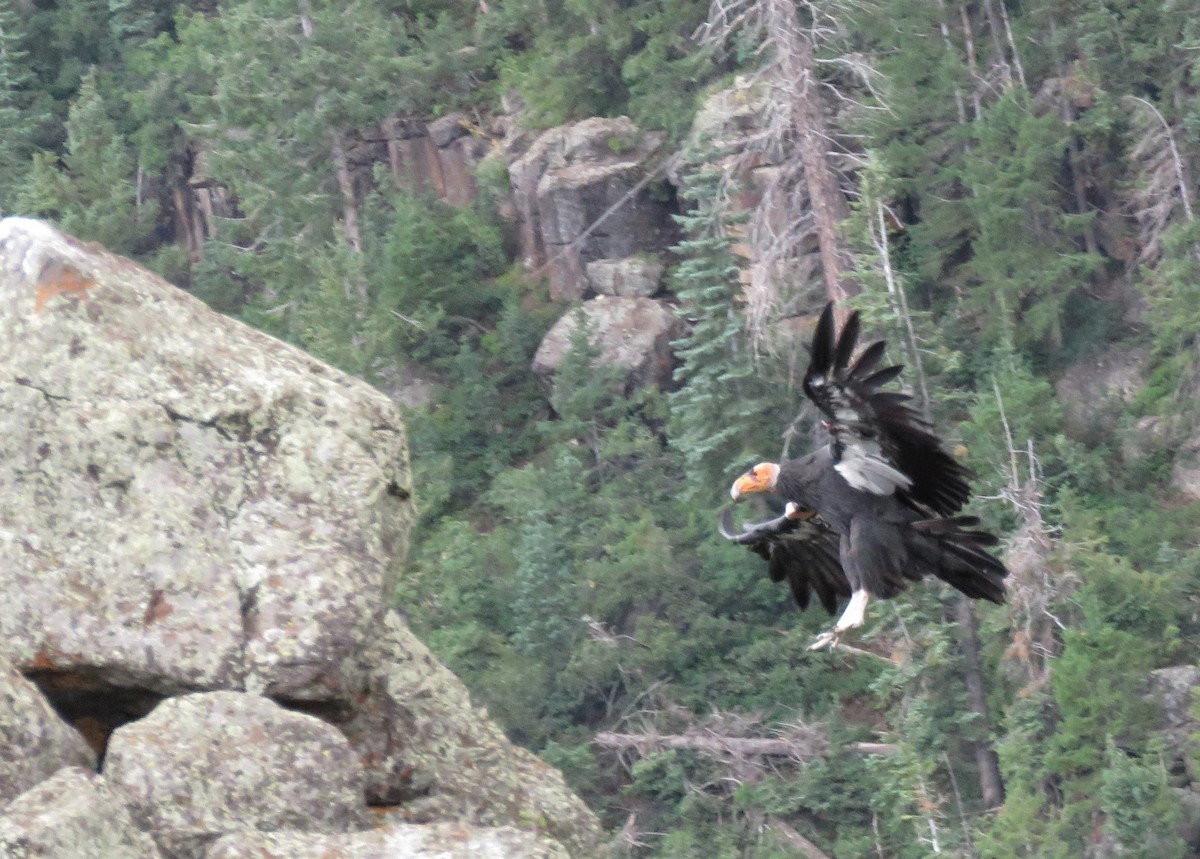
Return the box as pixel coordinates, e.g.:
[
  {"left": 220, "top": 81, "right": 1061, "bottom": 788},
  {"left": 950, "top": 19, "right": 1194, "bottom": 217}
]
[{"left": 724, "top": 303, "right": 1007, "bottom": 650}]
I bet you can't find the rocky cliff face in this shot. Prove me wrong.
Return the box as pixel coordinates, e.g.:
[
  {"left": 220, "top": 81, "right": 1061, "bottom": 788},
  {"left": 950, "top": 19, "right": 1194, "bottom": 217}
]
[
  {"left": 0, "top": 219, "right": 604, "bottom": 859},
  {"left": 508, "top": 117, "right": 678, "bottom": 302},
  {"left": 505, "top": 118, "right": 684, "bottom": 396}
]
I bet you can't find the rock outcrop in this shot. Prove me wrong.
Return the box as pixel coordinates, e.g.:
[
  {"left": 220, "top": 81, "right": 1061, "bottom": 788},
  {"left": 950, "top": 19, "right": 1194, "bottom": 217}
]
[
  {"left": 104, "top": 692, "right": 369, "bottom": 858},
  {"left": 341, "top": 612, "right": 601, "bottom": 856},
  {"left": 532, "top": 296, "right": 684, "bottom": 393},
  {"left": 206, "top": 823, "right": 570, "bottom": 859},
  {"left": 1147, "top": 665, "right": 1200, "bottom": 781},
  {"left": 1054, "top": 345, "right": 1148, "bottom": 443},
  {"left": 0, "top": 767, "right": 164, "bottom": 859},
  {"left": 1145, "top": 666, "right": 1200, "bottom": 851},
  {"left": 360, "top": 113, "right": 489, "bottom": 208},
  {"left": 0, "top": 218, "right": 604, "bottom": 858},
  {"left": 0, "top": 219, "right": 412, "bottom": 705},
  {"left": 1051, "top": 345, "right": 1200, "bottom": 502},
  {"left": 0, "top": 656, "right": 96, "bottom": 804},
  {"left": 509, "top": 117, "right": 678, "bottom": 300},
  {"left": 586, "top": 257, "right": 664, "bottom": 298}
]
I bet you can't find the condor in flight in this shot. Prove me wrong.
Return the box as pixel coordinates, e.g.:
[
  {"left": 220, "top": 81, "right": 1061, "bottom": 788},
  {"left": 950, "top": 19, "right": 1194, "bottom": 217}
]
[{"left": 722, "top": 303, "right": 1007, "bottom": 650}]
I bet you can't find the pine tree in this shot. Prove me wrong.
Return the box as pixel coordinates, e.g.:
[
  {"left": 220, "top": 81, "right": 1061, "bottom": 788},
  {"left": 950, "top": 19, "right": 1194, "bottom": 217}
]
[
  {"left": 16, "top": 69, "right": 156, "bottom": 254},
  {"left": 667, "top": 146, "right": 788, "bottom": 492},
  {"left": 0, "top": 0, "right": 45, "bottom": 211},
  {"left": 960, "top": 90, "right": 1099, "bottom": 353},
  {"left": 1097, "top": 740, "right": 1185, "bottom": 858},
  {"left": 510, "top": 508, "right": 577, "bottom": 663}
]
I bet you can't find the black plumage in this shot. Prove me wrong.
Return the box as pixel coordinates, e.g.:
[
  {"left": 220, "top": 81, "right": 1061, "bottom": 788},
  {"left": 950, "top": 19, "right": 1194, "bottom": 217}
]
[
  {"left": 723, "top": 302, "right": 1007, "bottom": 647},
  {"left": 718, "top": 506, "right": 849, "bottom": 614}
]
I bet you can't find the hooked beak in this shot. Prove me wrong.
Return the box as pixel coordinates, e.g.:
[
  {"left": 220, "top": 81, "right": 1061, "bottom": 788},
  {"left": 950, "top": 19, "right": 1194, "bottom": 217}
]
[{"left": 730, "top": 464, "right": 777, "bottom": 500}]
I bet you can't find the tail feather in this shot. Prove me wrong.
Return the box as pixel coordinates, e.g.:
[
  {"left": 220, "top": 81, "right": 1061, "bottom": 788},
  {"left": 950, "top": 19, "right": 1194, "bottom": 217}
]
[{"left": 909, "top": 517, "right": 1007, "bottom": 604}]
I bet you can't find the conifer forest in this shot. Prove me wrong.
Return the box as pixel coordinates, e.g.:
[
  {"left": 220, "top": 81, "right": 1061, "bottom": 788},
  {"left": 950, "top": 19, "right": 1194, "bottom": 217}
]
[{"left": 7, "top": 0, "right": 1200, "bottom": 855}]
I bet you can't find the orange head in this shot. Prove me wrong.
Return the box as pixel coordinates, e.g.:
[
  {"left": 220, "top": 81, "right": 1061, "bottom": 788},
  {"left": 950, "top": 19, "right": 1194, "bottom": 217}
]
[{"left": 730, "top": 462, "right": 780, "bottom": 499}]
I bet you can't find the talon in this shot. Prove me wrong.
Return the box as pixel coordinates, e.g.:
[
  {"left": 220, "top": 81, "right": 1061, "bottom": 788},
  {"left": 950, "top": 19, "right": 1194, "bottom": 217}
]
[{"left": 809, "top": 630, "right": 839, "bottom": 651}]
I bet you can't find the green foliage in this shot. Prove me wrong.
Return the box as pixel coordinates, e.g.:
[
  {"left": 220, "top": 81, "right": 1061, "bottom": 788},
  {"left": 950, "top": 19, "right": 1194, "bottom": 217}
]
[
  {"left": 1045, "top": 625, "right": 1154, "bottom": 777},
  {"left": 0, "top": 0, "right": 47, "bottom": 211},
  {"left": 21, "top": 0, "right": 116, "bottom": 115},
  {"left": 977, "top": 506, "right": 1185, "bottom": 853},
  {"left": 486, "top": 0, "right": 714, "bottom": 135},
  {"left": 404, "top": 290, "right": 551, "bottom": 518},
  {"left": 667, "top": 146, "right": 791, "bottom": 492},
  {"left": 976, "top": 693, "right": 1076, "bottom": 859},
  {"left": 1097, "top": 740, "right": 1185, "bottom": 858},
  {"left": 16, "top": 69, "right": 157, "bottom": 255},
  {"left": 960, "top": 91, "right": 1100, "bottom": 352},
  {"left": 1136, "top": 218, "right": 1200, "bottom": 430},
  {"left": 956, "top": 346, "right": 1066, "bottom": 515},
  {"left": 368, "top": 190, "right": 509, "bottom": 363},
  {"left": 510, "top": 509, "right": 579, "bottom": 661}
]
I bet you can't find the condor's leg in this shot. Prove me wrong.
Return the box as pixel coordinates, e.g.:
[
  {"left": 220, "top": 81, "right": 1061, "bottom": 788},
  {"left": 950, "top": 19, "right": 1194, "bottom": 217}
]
[
  {"left": 836, "top": 588, "right": 871, "bottom": 630},
  {"left": 808, "top": 589, "right": 872, "bottom": 650},
  {"left": 810, "top": 523, "right": 883, "bottom": 651}
]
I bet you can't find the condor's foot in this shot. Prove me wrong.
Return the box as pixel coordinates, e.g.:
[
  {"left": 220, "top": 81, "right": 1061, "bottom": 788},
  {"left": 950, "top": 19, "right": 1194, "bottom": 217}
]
[
  {"left": 808, "top": 629, "right": 842, "bottom": 651},
  {"left": 809, "top": 589, "right": 871, "bottom": 651}
]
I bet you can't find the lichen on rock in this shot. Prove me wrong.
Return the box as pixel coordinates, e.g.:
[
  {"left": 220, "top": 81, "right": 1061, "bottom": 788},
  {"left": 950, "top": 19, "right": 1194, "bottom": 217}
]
[
  {"left": 103, "top": 691, "right": 369, "bottom": 858},
  {"left": 0, "top": 217, "right": 413, "bottom": 703},
  {"left": 0, "top": 655, "right": 96, "bottom": 804},
  {"left": 0, "top": 766, "right": 164, "bottom": 859},
  {"left": 206, "top": 822, "right": 570, "bottom": 858},
  {"left": 341, "top": 611, "right": 606, "bottom": 858}
]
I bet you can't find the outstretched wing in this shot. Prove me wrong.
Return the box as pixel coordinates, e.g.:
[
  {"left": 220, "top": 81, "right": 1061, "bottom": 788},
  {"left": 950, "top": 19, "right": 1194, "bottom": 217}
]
[
  {"left": 718, "top": 507, "right": 850, "bottom": 615},
  {"left": 802, "top": 302, "right": 970, "bottom": 515}
]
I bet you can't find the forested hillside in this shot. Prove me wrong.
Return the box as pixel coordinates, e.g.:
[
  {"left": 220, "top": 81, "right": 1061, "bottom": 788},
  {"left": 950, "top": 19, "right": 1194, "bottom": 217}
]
[{"left": 5, "top": 0, "right": 1200, "bottom": 855}]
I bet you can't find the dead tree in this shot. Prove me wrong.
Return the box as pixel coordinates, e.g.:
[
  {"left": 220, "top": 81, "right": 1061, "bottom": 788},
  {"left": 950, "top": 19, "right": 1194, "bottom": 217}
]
[
  {"left": 595, "top": 729, "right": 898, "bottom": 761},
  {"left": 1125, "top": 95, "right": 1199, "bottom": 268},
  {"left": 990, "top": 380, "right": 1069, "bottom": 695},
  {"left": 696, "top": 0, "right": 862, "bottom": 353}
]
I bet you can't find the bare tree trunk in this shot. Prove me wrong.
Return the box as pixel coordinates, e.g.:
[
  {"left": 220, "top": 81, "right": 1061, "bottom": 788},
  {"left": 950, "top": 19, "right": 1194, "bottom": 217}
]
[
  {"left": 996, "top": 0, "right": 1026, "bottom": 90},
  {"left": 329, "top": 131, "right": 363, "bottom": 255},
  {"left": 764, "top": 0, "right": 856, "bottom": 304},
  {"left": 1125, "top": 95, "right": 1200, "bottom": 266},
  {"left": 993, "top": 381, "right": 1064, "bottom": 693},
  {"left": 767, "top": 821, "right": 833, "bottom": 859},
  {"left": 954, "top": 598, "right": 1005, "bottom": 808},
  {"left": 935, "top": 0, "right": 968, "bottom": 126},
  {"left": 297, "top": 2, "right": 364, "bottom": 264},
  {"left": 915, "top": 774, "right": 942, "bottom": 854},
  {"left": 873, "top": 201, "right": 932, "bottom": 411},
  {"left": 173, "top": 186, "right": 202, "bottom": 260},
  {"left": 979, "top": 0, "right": 1013, "bottom": 90},
  {"left": 1066, "top": 134, "right": 1099, "bottom": 257},
  {"left": 1044, "top": 16, "right": 1098, "bottom": 258},
  {"left": 595, "top": 730, "right": 897, "bottom": 759},
  {"left": 297, "top": 0, "right": 314, "bottom": 37},
  {"left": 958, "top": 4, "right": 984, "bottom": 119}
]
